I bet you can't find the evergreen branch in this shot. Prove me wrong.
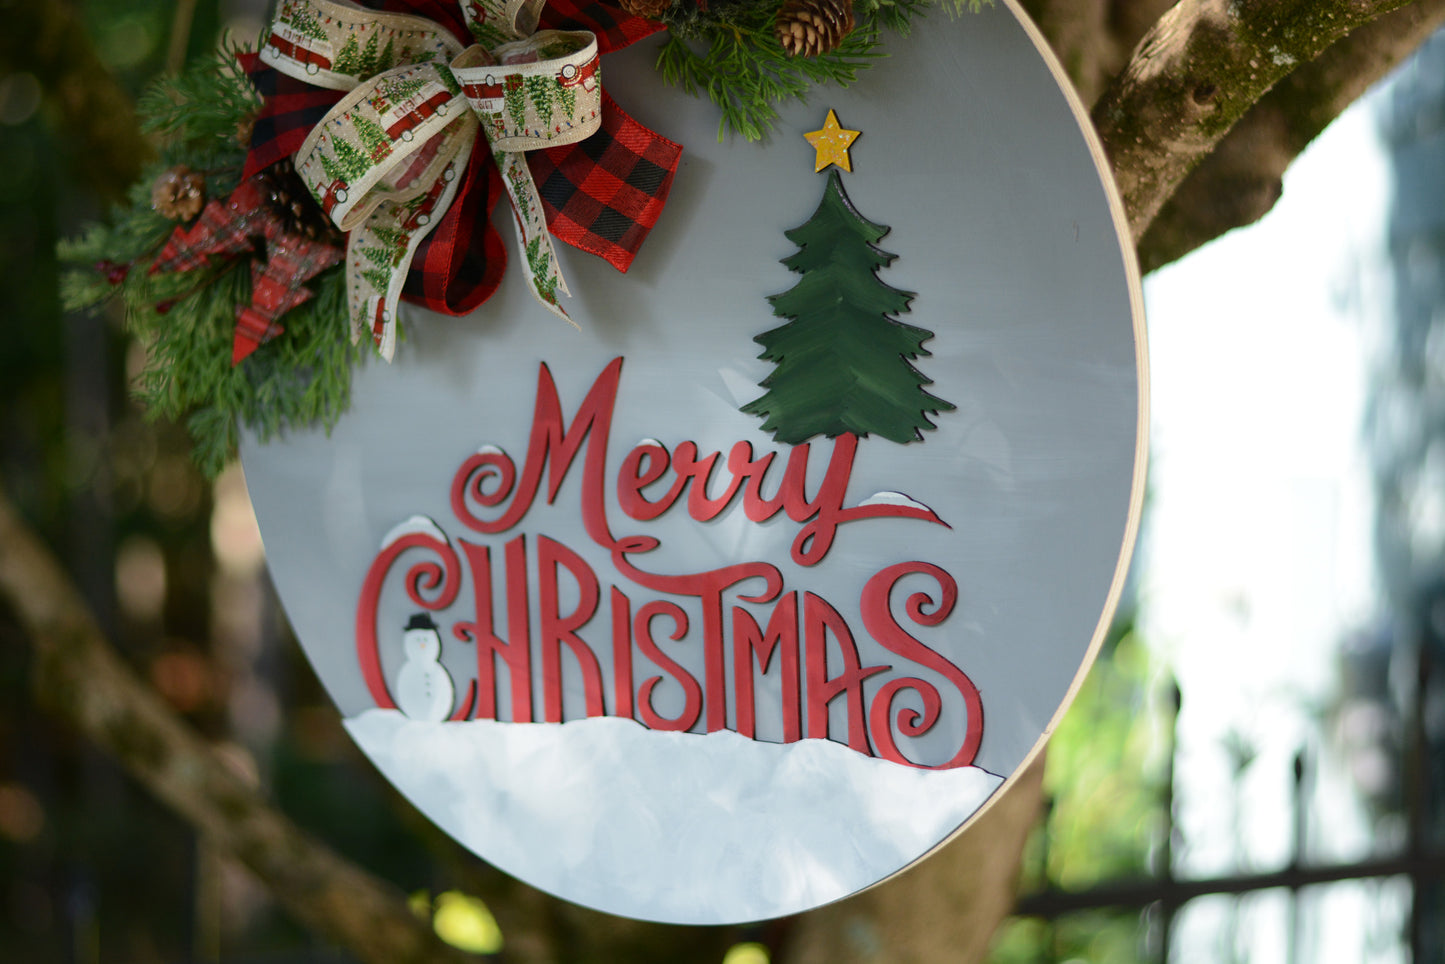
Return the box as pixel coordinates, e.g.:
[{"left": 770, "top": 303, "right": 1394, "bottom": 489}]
[
  {"left": 874, "top": 0, "right": 988, "bottom": 27},
  {"left": 138, "top": 41, "right": 262, "bottom": 151},
  {"left": 58, "top": 46, "right": 355, "bottom": 478},
  {"left": 656, "top": 15, "right": 884, "bottom": 141},
  {"left": 656, "top": 0, "right": 976, "bottom": 141}
]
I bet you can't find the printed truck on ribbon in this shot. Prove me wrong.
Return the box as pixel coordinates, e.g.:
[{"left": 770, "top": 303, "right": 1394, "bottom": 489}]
[
  {"left": 463, "top": 77, "right": 505, "bottom": 109},
  {"left": 379, "top": 85, "right": 453, "bottom": 142},
  {"left": 398, "top": 163, "right": 457, "bottom": 231},
  {"left": 368, "top": 297, "right": 391, "bottom": 343},
  {"left": 267, "top": 21, "right": 334, "bottom": 74},
  {"left": 557, "top": 58, "right": 597, "bottom": 92},
  {"left": 321, "top": 178, "right": 349, "bottom": 216},
  {"left": 465, "top": 0, "right": 497, "bottom": 33},
  {"left": 462, "top": 77, "right": 509, "bottom": 139}
]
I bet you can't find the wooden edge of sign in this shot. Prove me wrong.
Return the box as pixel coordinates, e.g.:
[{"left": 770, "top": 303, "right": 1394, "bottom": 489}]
[{"left": 849, "top": 0, "right": 1152, "bottom": 907}]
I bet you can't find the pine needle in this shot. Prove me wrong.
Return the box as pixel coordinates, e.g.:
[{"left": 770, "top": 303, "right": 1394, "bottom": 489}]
[
  {"left": 58, "top": 45, "right": 355, "bottom": 478},
  {"left": 656, "top": 0, "right": 987, "bottom": 141}
]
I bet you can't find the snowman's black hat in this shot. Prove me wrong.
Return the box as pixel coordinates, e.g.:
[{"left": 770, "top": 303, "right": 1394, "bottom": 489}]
[{"left": 405, "top": 612, "right": 438, "bottom": 632}]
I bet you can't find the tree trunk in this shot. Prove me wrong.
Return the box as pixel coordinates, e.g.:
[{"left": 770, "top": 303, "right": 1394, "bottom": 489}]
[{"left": 781, "top": 755, "right": 1045, "bottom": 964}]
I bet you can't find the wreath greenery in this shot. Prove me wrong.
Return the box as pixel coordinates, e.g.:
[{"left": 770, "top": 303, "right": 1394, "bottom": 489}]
[
  {"left": 61, "top": 47, "right": 364, "bottom": 477},
  {"left": 60, "top": 0, "right": 986, "bottom": 477}
]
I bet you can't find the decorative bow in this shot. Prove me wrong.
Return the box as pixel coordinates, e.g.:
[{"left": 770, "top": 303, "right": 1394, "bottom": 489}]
[{"left": 247, "top": 0, "right": 681, "bottom": 359}]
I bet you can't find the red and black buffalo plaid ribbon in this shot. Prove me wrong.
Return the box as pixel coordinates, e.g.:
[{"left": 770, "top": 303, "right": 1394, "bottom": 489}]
[
  {"left": 240, "top": 0, "right": 681, "bottom": 321},
  {"left": 529, "top": 90, "right": 680, "bottom": 272},
  {"left": 152, "top": 177, "right": 344, "bottom": 364}
]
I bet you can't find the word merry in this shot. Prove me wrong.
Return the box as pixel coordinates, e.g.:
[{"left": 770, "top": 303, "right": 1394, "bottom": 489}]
[{"left": 447, "top": 357, "right": 947, "bottom": 566}]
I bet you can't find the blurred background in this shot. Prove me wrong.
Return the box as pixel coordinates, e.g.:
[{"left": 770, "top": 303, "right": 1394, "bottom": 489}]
[{"left": 3, "top": 1, "right": 1445, "bottom": 962}]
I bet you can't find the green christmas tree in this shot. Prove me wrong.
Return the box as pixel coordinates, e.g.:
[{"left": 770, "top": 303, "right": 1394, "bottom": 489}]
[
  {"left": 361, "top": 266, "right": 392, "bottom": 293},
  {"left": 557, "top": 82, "right": 577, "bottom": 123},
  {"left": 287, "top": 4, "right": 329, "bottom": 40},
  {"left": 742, "top": 168, "right": 954, "bottom": 445},
  {"left": 436, "top": 65, "right": 462, "bottom": 95},
  {"left": 358, "top": 243, "right": 401, "bottom": 269},
  {"left": 352, "top": 113, "right": 392, "bottom": 163},
  {"left": 524, "top": 237, "right": 557, "bottom": 304},
  {"left": 325, "top": 135, "right": 371, "bottom": 182},
  {"left": 504, "top": 77, "right": 527, "bottom": 132},
  {"left": 505, "top": 164, "right": 533, "bottom": 225},
  {"left": 389, "top": 76, "right": 428, "bottom": 103},
  {"left": 319, "top": 151, "right": 344, "bottom": 184},
  {"left": 357, "top": 30, "right": 382, "bottom": 78},
  {"left": 333, "top": 34, "right": 361, "bottom": 74},
  {"left": 370, "top": 224, "right": 409, "bottom": 251},
  {"left": 525, "top": 75, "right": 556, "bottom": 131},
  {"left": 372, "top": 76, "right": 427, "bottom": 113}
]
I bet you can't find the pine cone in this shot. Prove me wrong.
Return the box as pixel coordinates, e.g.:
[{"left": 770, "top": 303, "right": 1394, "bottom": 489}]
[
  {"left": 775, "top": 0, "right": 854, "bottom": 57},
  {"left": 236, "top": 114, "right": 256, "bottom": 150},
  {"left": 620, "top": 0, "right": 674, "bottom": 18},
  {"left": 151, "top": 165, "right": 207, "bottom": 221},
  {"left": 256, "top": 159, "right": 345, "bottom": 247}
]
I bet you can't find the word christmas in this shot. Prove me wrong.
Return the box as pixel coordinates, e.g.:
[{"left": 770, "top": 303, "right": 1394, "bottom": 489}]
[{"left": 356, "top": 358, "right": 984, "bottom": 769}]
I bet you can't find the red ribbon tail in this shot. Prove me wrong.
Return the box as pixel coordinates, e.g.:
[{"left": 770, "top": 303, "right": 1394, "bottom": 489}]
[
  {"left": 402, "top": 144, "right": 508, "bottom": 317},
  {"left": 531, "top": 91, "right": 682, "bottom": 273}
]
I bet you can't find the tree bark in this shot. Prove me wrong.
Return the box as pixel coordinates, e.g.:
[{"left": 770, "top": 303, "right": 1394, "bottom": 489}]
[
  {"left": 1138, "top": 0, "right": 1445, "bottom": 269},
  {"left": 1091, "top": 0, "right": 1420, "bottom": 242},
  {"left": 0, "top": 483, "right": 480, "bottom": 964},
  {"left": 780, "top": 755, "right": 1046, "bottom": 964}
]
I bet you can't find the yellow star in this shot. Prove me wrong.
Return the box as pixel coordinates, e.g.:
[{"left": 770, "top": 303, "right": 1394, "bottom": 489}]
[{"left": 803, "top": 109, "right": 860, "bottom": 173}]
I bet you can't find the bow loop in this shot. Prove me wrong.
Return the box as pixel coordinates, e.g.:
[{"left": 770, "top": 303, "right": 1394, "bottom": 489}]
[
  {"left": 453, "top": 31, "right": 601, "bottom": 153},
  {"left": 295, "top": 63, "right": 474, "bottom": 234},
  {"left": 261, "top": 0, "right": 463, "bottom": 90},
  {"left": 252, "top": 0, "right": 680, "bottom": 361},
  {"left": 463, "top": 0, "right": 548, "bottom": 41}
]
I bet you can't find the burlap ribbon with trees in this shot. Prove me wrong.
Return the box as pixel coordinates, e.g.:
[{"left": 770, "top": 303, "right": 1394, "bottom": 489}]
[{"left": 259, "top": 0, "right": 674, "bottom": 359}]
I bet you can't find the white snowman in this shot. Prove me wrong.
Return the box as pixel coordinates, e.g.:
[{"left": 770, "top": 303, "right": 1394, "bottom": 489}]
[{"left": 395, "top": 613, "right": 455, "bottom": 723}]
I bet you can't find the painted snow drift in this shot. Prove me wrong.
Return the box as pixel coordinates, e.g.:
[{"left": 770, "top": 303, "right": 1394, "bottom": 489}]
[{"left": 346, "top": 709, "right": 1004, "bottom": 922}]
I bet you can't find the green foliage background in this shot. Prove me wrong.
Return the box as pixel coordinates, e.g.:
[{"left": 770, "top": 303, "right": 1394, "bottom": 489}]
[{"left": 988, "top": 619, "right": 1173, "bottom": 964}]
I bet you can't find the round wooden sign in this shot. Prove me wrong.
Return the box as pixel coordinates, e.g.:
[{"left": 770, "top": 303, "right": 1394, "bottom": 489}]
[{"left": 243, "top": 0, "right": 1145, "bottom": 925}]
